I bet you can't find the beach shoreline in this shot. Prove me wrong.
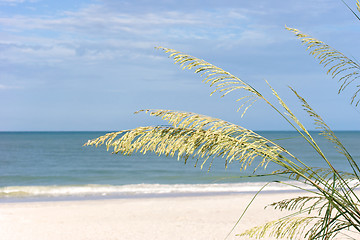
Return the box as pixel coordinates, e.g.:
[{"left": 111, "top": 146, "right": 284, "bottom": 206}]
[
  {"left": 0, "top": 181, "right": 313, "bottom": 204},
  {"left": 0, "top": 191, "right": 315, "bottom": 240},
  {"left": 0, "top": 188, "right": 308, "bottom": 204}
]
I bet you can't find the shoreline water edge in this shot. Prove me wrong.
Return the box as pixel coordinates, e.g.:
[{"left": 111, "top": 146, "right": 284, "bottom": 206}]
[{"left": 0, "top": 181, "right": 312, "bottom": 203}]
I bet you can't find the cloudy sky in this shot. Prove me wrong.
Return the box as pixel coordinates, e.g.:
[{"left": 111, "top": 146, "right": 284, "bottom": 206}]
[{"left": 1, "top": 0, "right": 359, "bottom": 131}]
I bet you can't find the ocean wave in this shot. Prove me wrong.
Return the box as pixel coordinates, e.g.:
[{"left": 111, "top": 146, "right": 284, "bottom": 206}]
[{"left": 0, "top": 182, "right": 312, "bottom": 199}]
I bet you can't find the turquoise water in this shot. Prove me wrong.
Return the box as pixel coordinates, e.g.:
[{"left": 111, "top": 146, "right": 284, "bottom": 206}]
[{"left": 0, "top": 131, "right": 359, "bottom": 199}]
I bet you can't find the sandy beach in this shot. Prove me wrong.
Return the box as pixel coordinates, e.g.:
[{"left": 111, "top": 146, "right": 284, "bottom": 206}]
[{"left": 0, "top": 191, "right": 315, "bottom": 240}]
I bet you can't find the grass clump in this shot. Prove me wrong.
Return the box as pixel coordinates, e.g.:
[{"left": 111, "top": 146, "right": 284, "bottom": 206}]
[{"left": 85, "top": 1, "right": 360, "bottom": 239}]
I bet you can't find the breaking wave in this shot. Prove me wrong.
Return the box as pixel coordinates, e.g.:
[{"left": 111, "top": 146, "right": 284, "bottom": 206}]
[{"left": 0, "top": 182, "right": 310, "bottom": 199}]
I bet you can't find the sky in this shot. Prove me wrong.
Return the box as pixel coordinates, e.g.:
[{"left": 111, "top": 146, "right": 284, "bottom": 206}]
[{"left": 1, "top": 0, "right": 360, "bottom": 131}]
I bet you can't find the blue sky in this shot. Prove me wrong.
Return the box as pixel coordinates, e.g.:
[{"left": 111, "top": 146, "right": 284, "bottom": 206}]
[{"left": 1, "top": 0, "right": 360, "bottom": 131}]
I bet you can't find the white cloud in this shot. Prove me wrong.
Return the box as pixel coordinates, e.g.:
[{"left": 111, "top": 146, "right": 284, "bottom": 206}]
[
  {"left": 0, "top": 0, "right": 25, "bottom": 2},
  {"left": 0, "top": 2, "right": 257, "bottom": 36},
  {"left": 0, "top": 10, "right": 206, "bottom": 36},
  {"left": 0, "top": 84, "right": 20, "bottom": 90},
  {"left": 0, "top": 0, "right": 350, "bottom": 66},
  {"left": 0, "top": 4, "right": 268, "bottom": 64},
  {"left": 0, "top": 0, "right": 38, "bottom": 5}
]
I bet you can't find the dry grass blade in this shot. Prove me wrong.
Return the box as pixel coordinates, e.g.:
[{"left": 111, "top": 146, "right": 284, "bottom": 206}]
[
  {"left": 290, "top": 87, "right": 360, "bottom": 179},
  {"left": 281, "top": 167, "right": 356, "bottom": 187},
  {"left": 286, "top": 27, "right": 360, "bottom": 106},
  {"left": 342, "top": 0, "right": 360, "bottom": 21},
  {"left": 265, "top": 80, "right": 330, "bottom": 165},
  {"left": 266, "top": 196, "right": 325, "bottom": 214},
  {"left": 85, "top": 110, "right": 285, "bottom": 171},
  {"left": 238, "top": 216, "right": 318, "bottom": 239},
  {"left": 156, "top": 47, "right": 263, "bottom": 116},
  {"left": 239, "top": 211, "right": 355, "bottom": 240}
]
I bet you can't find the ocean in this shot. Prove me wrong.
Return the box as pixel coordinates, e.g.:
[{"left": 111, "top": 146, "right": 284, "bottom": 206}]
[{"left": 0, "top": 131, "right": 359, "bottom": 201}]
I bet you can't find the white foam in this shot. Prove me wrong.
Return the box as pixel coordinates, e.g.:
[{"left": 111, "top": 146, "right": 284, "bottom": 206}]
[{"left": 0, "top": 182, "right": 313, "bottom": 198}]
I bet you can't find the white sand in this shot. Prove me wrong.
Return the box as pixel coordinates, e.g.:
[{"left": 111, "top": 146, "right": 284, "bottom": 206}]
[{"left": 0, "top": 192, "right": 341, "bottom": 240}]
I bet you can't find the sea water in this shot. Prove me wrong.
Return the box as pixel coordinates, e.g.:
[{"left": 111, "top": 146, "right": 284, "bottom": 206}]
[{"left": 0, "top": 131, "right": 359, "bottom": 201}]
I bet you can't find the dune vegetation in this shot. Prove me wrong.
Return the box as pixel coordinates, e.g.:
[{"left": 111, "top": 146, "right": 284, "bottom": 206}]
[{"left": 85, "top": 1, "right": 360, "bottom": 239}]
